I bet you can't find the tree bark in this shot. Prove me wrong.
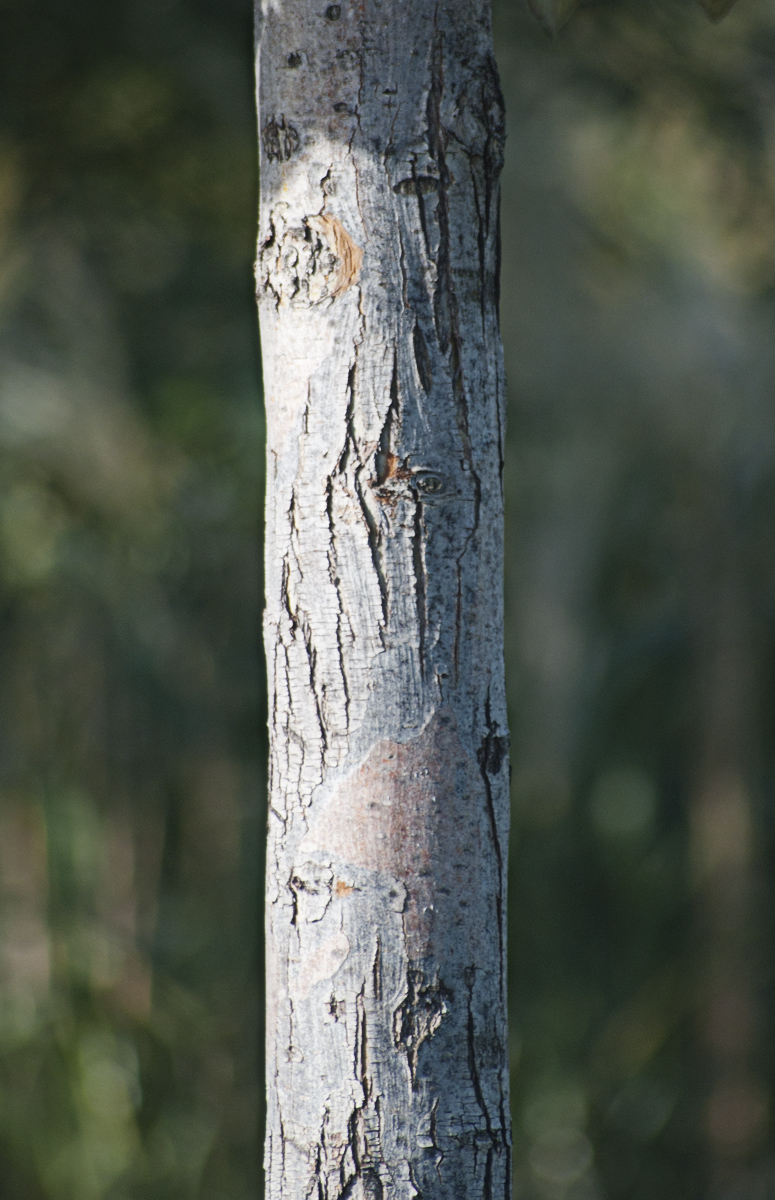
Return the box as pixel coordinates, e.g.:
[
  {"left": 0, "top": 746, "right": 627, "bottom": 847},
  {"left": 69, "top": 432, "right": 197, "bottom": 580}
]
[{"left": 255, "top": 0, "right": 510, "bottom": 1196}]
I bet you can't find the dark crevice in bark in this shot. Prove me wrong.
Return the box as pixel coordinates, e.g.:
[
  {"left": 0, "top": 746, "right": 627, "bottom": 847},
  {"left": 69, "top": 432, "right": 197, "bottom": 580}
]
[
  {"left": 326, "top": 474, "right": 351, "bottom": 731},
  {"left": 471, "top": 172, "right": 488, "bottom": 334},
  {"left": 482, "top": 56, "right": 506, "bottom": 235},
  {"left": 284, "top": 489, "right": 328, "bottom": 755},
  {"left": 332, "top": 989, "right": 384, "bottom": 1200},
  {"left": 426, "top": 38, "right": 451, "bottom": 356},
  {"left": 281, "top": 555, "right": 298, "bottom": 635},
  {"left": 501, "top": 1123, "right": 512, "bottom": 1200},
  {"left": 426, "top": 36, "right": 475, "bottom": 469},
  {"left": 313, "top": 1109, "right": 326, "bottom": 1200},
  {"left": 484, "top": 1147, "right": 494, "bottom": 1200},
  {"left": 430, "top": 1097, "right": 444, "bottom": 1181},
  {"left": 375, "top": 350, "right": 402, "bottom": 486},
  {"left": 413, "top": 322, "right": 433, "bottom": 392},
  {"left": 408, "top": 1163, "right": 424, "bottom": 1200},
  {"left": 393, "top": 967, "right": 451, "bottom": 1088},
  {"left": 355, "top": 464, "right": 389, "bottom": 629},
  {"left": 453, "top": 559, "right": 463, "bottom": 685},
  {"left": 466, "top": 996, "right": 495, "bottom": 1144},
  {"left": 299, "top": 609, "right": 327, "bottom": 754},
  {"left": 372, "top": 934, "right": 382, "bottom": 1001},
  {"left": 337, "top": 362, "right": 358, "bottom": 476},
  {"left": 357, "top": 985, "right": 371, "bottom": 1100},
  {"left": 414, "top": 164, "right": 435, "bottom": 262},
  {"left": 477, "top": 692, "right": 508, "bottom": 1002},
  {"left": 426, "top": 33, "right": 484, "bottom": 689},
  {"left": 340, "top": 360, "right": 390, "bottom": 629},
  {"left": 412, "top": 497, "right": 428, "bottom": 676}
]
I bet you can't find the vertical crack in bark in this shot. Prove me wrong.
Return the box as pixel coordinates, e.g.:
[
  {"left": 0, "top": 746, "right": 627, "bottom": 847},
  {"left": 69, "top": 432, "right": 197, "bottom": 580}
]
[
  {"left": 337, "top": 362, "right": 358, "bottom": 476},
  {"left": 426, "top": 36, "right": 475, "bottom": 468},
  {"left": 393, "top": 967, "right": 450, "bottom": 1088},
  {"left": 482, "top": 55, "right": 505, "bottom": 244},
  {"left": 355, "top": 465, "right": 389, "bottom": 630},
  {"left": 471, "top": 173, "right": 488, "bottom": 334},
  {"left": 326, "top": 475, "right": 351, "bottom": 732},
  {"left": 412, "top": 322, "right": 433, "bottom": 393},
  {"left": 476, "top": 692, "right": 508, "bottom": 1003},
  {"left": 355, "top": 351, "right": 404, "bottom": 631},
  {"left": 338, "top": 358, "right": 390, "bottom": 631},
  {"left": 357, "top": 984, "right": 371, "bottom": 1100},
  {"left": 332, "top": 987, "right": 383, "bottom": 1200},
  {"left": 430, "top": 1097, "right": 444, "bottom": 1182},
  {"left": 412, "top": 498, "right": 428, "bottom": 676},
  {"left": 413, "top": 155, "right": 434, "bottom": 262},
  {"left": 301, "top": 610, "right": 328, "bottom": 754},
  {"left": 315, "top": 1108, "right": 329, "bottom": 1200},
  {"left": 375, "top": 351, "right": 402, "bottom": 486},
  {"left": 285, "top": 489, "right": 329, "bottom": 755},
  {"left": 372, "top": 934, "right": 382, "bottom": 1001},
  {"left": 466, "top": 995, "right": 494, "bottom": 1141},
  {"left": 484, "top": 1147, "right": 494, "bottom": 1200},
  {"left": 426, "top": 32, "right": 483, "bottom": 683}
]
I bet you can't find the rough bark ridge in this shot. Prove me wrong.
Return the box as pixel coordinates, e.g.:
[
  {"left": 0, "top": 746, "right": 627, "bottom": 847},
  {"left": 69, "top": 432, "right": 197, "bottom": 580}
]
[{"left": 256, "top": 1, "right": 510, "bottom": 1196}]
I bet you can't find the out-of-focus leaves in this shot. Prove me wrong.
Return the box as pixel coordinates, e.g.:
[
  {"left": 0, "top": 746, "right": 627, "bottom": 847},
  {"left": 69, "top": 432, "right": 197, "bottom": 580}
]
[
  {"left": 496, "top": 0, "right": 775, "bottom": 1196},
  {"left": 527, "top": 0, "right": 581, "bottom": 35},
  {"left": 0, "top": 1, "right": 262, "bottom": 1197},
  {"left": 526, "top": 0, "right": 744, "bottom": 33},
  {"left": 698, "top": 0, "right": 740, "bottom": 20}
]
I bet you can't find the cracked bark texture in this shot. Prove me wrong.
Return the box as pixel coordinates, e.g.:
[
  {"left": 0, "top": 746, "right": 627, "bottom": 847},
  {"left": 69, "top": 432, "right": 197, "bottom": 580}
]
[{"left": 256, "top": 0, "right": 510, "bottom": 1196}]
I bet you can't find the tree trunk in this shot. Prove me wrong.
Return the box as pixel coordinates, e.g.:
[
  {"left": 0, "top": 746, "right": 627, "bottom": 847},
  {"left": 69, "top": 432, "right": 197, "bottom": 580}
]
[{"left": 255, "top": 0, "right": 511, "bottom": 1195}]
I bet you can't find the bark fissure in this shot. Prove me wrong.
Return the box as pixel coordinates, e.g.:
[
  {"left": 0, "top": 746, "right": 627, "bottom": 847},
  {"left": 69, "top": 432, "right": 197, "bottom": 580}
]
[
  {"left": 412, "top": 499, "right": 428, "bottom": 676},
  {"left": 477, "top": 693, "right": 509, "bottom": 1000}
]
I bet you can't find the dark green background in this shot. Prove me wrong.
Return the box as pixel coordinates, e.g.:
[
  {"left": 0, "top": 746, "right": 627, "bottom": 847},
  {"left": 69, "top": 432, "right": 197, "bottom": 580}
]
[{"left": 0, "top": 0, "right": 774, "bottom": 1196}]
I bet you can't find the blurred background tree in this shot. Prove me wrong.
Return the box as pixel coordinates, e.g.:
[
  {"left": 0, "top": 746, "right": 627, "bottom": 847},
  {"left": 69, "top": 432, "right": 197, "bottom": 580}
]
[{"left": 0, "top": 0, "right": 773, "bottom": 1198}]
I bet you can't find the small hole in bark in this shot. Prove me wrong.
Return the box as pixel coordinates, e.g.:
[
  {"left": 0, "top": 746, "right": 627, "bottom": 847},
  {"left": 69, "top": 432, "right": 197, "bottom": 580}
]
[
  {"left": 415, "top": 472, "right": 443, "bottom": 496},
  {"left": 333, "top": 102, "right": 350, "bottom": 113},
  {"left": 394, "top": 176, "right": 439, "bottom": 196},
  {"left": 325, "top": 4, "right": 341, "bottom": 18},
  {"left": 286, "top": 52, "right": 302, "bottom": 68}
]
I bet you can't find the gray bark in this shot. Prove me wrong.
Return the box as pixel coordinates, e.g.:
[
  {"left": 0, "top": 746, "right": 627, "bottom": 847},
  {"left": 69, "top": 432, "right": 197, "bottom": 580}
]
[{"left": 255, "top": 0, "right": 511, "bottom": 1196}]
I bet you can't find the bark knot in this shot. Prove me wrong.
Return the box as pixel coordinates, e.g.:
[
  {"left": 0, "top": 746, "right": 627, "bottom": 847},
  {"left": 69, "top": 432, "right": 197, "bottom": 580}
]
[
  {"left": 258, "top": 211, "right": 363, "bottom": 307},
  {"left": 262, "top": 114, "right": 300, "bottom": 162}
]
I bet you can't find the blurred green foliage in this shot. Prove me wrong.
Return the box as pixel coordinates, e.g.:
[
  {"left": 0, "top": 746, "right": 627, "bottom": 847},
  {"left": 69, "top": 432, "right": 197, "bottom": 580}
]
[
  {"left": 1, "top": 0, "right": 775, "bottom": 1197},
  {"left": 497, "top": 1, "right": 775, "bottom": 1197},
  {"left": 0, "top": 0, "right": 263, "bottom": 1196}
]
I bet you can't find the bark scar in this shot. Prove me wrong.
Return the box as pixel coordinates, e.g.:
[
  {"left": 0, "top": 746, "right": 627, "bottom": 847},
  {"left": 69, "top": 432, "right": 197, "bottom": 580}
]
[
  {"left": 310, "top": 214, "right": 364, "bottom": 297},
  {"left": 258, "top": 211, "right": 363, "bottom": 306}
]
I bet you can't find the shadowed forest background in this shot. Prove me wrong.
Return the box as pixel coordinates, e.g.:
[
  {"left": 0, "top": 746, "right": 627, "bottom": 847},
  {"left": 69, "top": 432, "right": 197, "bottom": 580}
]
[{"left": 1, "top": 0, "right": 775, "bottom": 1197}]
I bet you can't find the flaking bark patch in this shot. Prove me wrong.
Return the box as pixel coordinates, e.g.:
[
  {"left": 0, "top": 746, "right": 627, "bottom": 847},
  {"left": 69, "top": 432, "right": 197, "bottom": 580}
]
[{"left": 258, "top": 211, "right": 363, "bottom": 307}]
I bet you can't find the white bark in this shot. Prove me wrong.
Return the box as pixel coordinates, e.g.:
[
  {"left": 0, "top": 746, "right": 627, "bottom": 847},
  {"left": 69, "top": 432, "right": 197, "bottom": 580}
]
[{"left": 256, "top": 0, "right": 510, "bottom": 1195}]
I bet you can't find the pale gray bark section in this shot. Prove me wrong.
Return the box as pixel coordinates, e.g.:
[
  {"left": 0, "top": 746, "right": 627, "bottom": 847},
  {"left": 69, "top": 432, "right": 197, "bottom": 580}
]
[{"left": 256, "top": 0, "right": 510, "bottom": 1195}]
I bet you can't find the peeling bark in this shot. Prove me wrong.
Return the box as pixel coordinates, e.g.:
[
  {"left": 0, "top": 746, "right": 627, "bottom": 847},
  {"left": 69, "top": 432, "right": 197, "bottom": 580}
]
[{"left": 256, "top": 0, "right": 510, "bottom": 1196}]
